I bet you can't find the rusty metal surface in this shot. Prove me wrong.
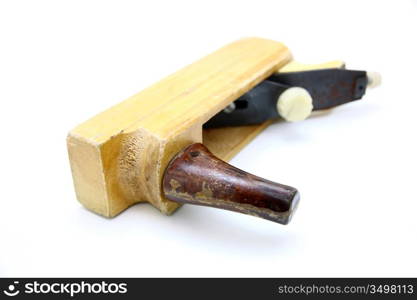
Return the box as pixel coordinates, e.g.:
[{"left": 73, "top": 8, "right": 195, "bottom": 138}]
[
  {"left": 205, "top": 68, "right": 367, "bottom": 128},
  {"left": 271, "top": 68, "right": 367, "bottom": 110}
]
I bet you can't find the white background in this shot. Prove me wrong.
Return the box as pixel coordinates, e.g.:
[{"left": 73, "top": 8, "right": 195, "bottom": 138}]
[{"left": 1, "top": 0, "right": 416, "bottom": 277}]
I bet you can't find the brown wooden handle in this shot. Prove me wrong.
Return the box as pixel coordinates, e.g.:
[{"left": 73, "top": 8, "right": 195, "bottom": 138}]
[{"left": 162, "top": 143, "right": 300, "bottom": 224}]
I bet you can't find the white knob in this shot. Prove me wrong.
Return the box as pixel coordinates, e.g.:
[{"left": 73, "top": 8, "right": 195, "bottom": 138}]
[
  {"left": 367, "top": 72, "right": 382, "bottom": 89},
  {"left": 276, "top": 87, "right": 313, "bottom": 122}
]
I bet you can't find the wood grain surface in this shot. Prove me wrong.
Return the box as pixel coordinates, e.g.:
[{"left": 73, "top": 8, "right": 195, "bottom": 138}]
[
  {"left": 163, "top": 143, "right": 300, "bottom": 224},
  {"left": 67, "top": 37, "right": 292, "bottom": 217}
]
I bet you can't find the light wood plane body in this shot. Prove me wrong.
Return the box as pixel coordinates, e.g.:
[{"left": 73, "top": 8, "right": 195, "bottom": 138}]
[{"left": 67, "top": 37, "right": 293, "bottom": 217}]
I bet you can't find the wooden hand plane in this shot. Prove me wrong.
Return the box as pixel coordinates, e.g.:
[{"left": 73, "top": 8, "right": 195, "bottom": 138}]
[{"left": 67, "top": 37, "right": 380, "bottom": 225}]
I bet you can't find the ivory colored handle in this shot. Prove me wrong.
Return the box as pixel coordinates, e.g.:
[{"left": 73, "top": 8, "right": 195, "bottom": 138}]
[{"left": 162, "top": 143, "right": 299, "bottom": 224}]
